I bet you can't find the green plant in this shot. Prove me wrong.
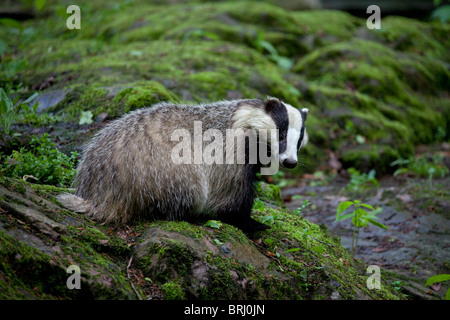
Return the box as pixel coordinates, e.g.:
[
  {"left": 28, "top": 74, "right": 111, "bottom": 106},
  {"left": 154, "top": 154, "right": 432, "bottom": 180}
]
[
  {"left": 204, "top": 220, "right": 222, "bottom": 229},
  {"left": 161, "top": 281, "right": 185, "bottom": 300},
  {"left": 346, "top": 167, "right": 379, "bottom": 191},
  {"left": 0, "top": 133, "right": 78, "bottom": 187},
  {"left": 431, "top": 0, "right": 450, "bottom": 23},
  {"left": 293, "top": 200, "right": 310, "bottom": 215},
  {"left": 79, "top": 110, "right": 94, "bottom": 125},
  {"left": 0, "top": 88, "right": 38, "bottom": 134},
  {"left": 425, "top": 274, "right": 450, "bottom": 300},
  {"left": 252, "top": 198, "right": 266, "bottom": 211},
  {"left": 391, "top": 153, "right": 449, "bottom": 186},
  {"left": 252, "top": 31, "right": 293, "bottom": 71},
  {"left": 336, "top": 200, "right": 387, "bottom": 255},
  {"left": 259, "top": 210, "right": 279, "bottom": 226}
]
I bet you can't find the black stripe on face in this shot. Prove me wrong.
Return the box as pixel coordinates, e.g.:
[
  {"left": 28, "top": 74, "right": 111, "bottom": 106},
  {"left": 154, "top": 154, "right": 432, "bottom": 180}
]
[
  {"left": 264, "top": 99, "right": 289, "bottom": 154},
  {"left": 297, "top": 109, "right": 307, "bottom": 151}
]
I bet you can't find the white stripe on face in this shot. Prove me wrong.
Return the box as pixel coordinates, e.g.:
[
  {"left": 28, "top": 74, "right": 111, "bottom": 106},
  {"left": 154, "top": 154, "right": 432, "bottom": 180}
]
[{"left": 280, "top": 103, "right": 303, "bottom": 164}]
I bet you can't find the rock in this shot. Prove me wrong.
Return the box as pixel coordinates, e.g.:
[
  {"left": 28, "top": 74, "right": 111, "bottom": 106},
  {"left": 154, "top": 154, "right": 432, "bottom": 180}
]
[
  {"left": 0, "top": 177, "right": 404, "bottom": 299},
  {"left": 28, "top": 89, "right": 72, "bottom": 113},
  {"left": 0, "top": 178, "right": 135, "bottom": 299}
]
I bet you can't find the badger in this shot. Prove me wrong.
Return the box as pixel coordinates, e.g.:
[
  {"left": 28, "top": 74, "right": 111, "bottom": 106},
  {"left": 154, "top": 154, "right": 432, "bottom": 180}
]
[{"left": 57, "top": 97, "right": 308, "bottom": 233}]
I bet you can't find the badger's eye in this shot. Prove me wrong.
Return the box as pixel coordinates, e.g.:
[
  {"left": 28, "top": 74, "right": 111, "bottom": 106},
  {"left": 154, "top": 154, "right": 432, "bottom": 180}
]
[{"left": 279, "top": 132, "right": 287, "bottom": 140}]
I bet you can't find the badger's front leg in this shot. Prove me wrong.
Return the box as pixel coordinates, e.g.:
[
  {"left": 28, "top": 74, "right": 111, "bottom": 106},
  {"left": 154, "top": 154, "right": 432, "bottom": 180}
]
[
  {"left": 215, "top": 183, "right": 270, "bottom": 234},
  {"left": 217, "top": 207, "right": 270, "bottom": 234}
]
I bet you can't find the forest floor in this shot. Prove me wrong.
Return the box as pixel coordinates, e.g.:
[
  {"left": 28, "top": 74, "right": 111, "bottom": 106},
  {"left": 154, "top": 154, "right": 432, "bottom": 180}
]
[{"left": 281, "top": 154, "right": 450, "bottom": 299}]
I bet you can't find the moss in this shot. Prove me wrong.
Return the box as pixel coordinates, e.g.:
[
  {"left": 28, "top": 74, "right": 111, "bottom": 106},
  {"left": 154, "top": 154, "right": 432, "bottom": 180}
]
[
  {"left": 112, "top": 82, "right": 179, "bottom": 113},
  {"left": 162, "top": 281, "right": 186, "bottom": 300},
  {"left": 138, "top": 238, "right": 194, "bottom": 285},
  {"left": 340, "top": 144, "right": 400, "bottom": 174},
  {"left": 0, "top": 176, "right": 27, "bottom": 195},
  {"left": 374, "top": 16, "right": 450, "bottom": 60},
  {"left": 292, "top": 10, "right": 362, "bottom": 48},
  {"left": 48, "top": 86, "right": 109, "bottom": 120},
  {"left": 292, "top": 38, "right": 448, "bottom": 172},
  {"left": 255, "top": 182, "right": 285, "bottom": 208},
  {"left": 0, "top": 230, "right": 72, "bottom": 299},
  {"left": 252, "top": 207, "right": 401, "bottom": 300},
  {"left": 134, "top": 200, "right": 403, "bottom": 299},
  {"left": 150, "top": 220, "right": 206, "bottom": 239}
]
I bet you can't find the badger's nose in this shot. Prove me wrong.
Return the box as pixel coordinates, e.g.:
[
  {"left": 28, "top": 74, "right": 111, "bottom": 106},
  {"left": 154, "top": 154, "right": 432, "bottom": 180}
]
[{"left": 282, "top": 159, "right": 297, "bottom": 169}]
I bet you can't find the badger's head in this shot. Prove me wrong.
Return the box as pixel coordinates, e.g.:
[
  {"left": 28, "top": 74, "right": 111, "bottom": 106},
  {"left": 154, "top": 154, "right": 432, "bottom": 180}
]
[{"left": 231, "top": 97, "right": 308, "bottom": 170}]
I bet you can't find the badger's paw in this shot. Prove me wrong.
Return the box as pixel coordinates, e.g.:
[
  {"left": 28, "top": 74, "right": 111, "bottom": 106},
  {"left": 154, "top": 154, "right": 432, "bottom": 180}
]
[{"left": 239, "top": 217, "right": 270, "bottom": 236}]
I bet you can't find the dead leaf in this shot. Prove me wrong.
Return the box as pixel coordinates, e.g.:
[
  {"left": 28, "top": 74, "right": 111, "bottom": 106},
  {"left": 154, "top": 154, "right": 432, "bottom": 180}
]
[
  {"left": 372, "top": 247, "right": 388, "bottom": 253},
  {"left": 395, "top": 194, "right": 412, "bottom": 203},
  {"left": 430, "top": 282, "right": 441, "bottom": 291},
  {"left": 328, "top": 151, "right": 342, "bottom": 174}
]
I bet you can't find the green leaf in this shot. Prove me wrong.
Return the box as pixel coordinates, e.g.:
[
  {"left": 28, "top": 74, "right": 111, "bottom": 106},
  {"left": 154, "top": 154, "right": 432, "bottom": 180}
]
[
  {"left": 356, "top": 208, "right": 369, "bottom": 217},
  {"left": 336, "top": 212, "right": 355, "bottom": 221},
  {"left": 0, "top": 18, "right": 23, "bottom": 30},
  {"left": 367, "top": 219, "right": 388, "bottom": 229},
  {"left": 34, "top": 0, "right": 46, "bottom": 12},
  {"left": 352, "top": 215, "right": 368, "bottom": 228},
  {"left": 311, "top": 246, "right": 325, "bottom": 254},
  {"left": 22, "top": 92, "right": 39, "bottom": 105},
  {"left": 79, "top": 110, "right": 94, "bottom": 125},
  {"left": 276, "top": 56, "right": 293, "bottom": 71},
  {"left": 284, "top": 248, "right": 301, "bottom": 253},
  {"left": 355, "top": 134, "right": 365, "bottom": 144},
  {"left": 0, "top": 38, "right": 7, "bottom": 56},
  {"left": 425, "top": 274, "right": 450, "bottom": 286},
  {"left": 393, "top": 168, "right": 408, "bottom": 176},
  {"left": 360, "top": 203, "right": 375, "bottom": 210},
  {"left": 336, "top": 201, "right": 354, "bottom": 220},
  {"left": 261, "top": 215, "right": 274, "bottom": 224},
  {"left": 390, "top": 158, "right": 410, "bottom": 167},
  {"left": 259, "top": 40, "right": 278, "bottom": 56},
  {"left": 204, "top": 220, "right": 222, "bottom": 229}
]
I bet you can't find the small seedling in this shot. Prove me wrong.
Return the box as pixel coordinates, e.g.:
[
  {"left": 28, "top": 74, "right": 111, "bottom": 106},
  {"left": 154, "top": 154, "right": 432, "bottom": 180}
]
[
  {"left": 0, "top": 88, "right": 39, "bottom": 134},
  {"left": 346, "top": 168, "right": 379, "bottom": 191},
  {"left": 293, "top": 200, "right": 310, "bottom": 215},
  {"left": 336, "top": 200, "right": 387, "bottom": 255}
]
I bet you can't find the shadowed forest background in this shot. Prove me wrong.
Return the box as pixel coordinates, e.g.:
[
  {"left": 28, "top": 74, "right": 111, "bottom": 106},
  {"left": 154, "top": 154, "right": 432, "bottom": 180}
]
[{"left": 0, "top": 0, "right": 449, "bottom": 300}]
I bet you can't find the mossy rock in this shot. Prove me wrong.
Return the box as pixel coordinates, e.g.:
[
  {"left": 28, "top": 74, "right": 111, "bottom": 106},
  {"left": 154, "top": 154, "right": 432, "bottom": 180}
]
[
  {"left": 0, "top": 176, "right": 405, "bottom": 300},
  {"left": 293, "top": 38, "right": 449, "bottom": 172},
  {"left": 0, "top": 178, "right": 134, "bottom": 299},
  {"left": 133, "top": 208, "right": 403, "bottom": 300},
  {"left": 1, "top": 0, "right": 449, "bottom": 176}
]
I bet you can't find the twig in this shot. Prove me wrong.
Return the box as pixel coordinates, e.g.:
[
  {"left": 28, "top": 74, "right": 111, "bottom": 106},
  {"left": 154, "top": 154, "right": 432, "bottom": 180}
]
[
  {"left": 127, "top": 256, "right": 142, "bottom": 300},
  {"left": 307, "top": 235, "right": 335, "bottom": 247}
]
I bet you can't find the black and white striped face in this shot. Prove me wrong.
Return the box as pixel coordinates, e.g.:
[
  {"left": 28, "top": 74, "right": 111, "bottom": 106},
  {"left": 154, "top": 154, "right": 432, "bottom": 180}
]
[
  {"left": 264, "top": 99, "right": 308, "bottom": 169},
  {"left": 231, "top": 98, "right": 308, "bottom": 170}
]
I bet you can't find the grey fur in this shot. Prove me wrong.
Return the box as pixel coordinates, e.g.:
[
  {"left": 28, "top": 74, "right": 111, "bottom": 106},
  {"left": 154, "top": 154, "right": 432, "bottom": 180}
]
[{"left": 57, "top": 98, "right": 307, "bottom": 230}]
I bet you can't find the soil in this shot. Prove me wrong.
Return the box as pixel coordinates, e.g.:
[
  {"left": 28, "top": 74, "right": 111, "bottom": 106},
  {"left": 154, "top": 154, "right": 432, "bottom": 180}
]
[{"left": 281, "top": 173, "right": 450, "bottom": 299}]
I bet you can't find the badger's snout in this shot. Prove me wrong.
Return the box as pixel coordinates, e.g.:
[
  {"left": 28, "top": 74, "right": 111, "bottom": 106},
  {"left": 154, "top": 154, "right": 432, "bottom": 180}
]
[{"left": 281, "top": 158, "right": 297, "bottom": 169}]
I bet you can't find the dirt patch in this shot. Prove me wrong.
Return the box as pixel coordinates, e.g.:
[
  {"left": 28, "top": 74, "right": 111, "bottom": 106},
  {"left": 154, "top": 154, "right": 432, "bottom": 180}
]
[{"left": 282, "top": 174, "right": 450, "bottom": 299}]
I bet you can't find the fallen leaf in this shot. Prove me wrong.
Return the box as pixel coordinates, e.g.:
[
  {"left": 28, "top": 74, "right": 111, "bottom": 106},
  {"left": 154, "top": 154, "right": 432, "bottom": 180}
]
[
  {"left": 395, "top": 194, "right": 412, "bottom": 203},
  {"left": 372, "top": 247, "right": 388, "bottom": 253},
  {"left": 430, "top": 282, "right": 441, "bottom": 291}
]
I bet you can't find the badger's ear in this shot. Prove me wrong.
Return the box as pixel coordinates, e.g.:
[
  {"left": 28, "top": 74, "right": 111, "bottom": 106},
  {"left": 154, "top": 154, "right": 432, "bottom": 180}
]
[
  {"left": 264, "top": 98, "right": 283, "bottom": 114},
  {"left": 300, "top": 108, "right": 309, "bottom": 122}
]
